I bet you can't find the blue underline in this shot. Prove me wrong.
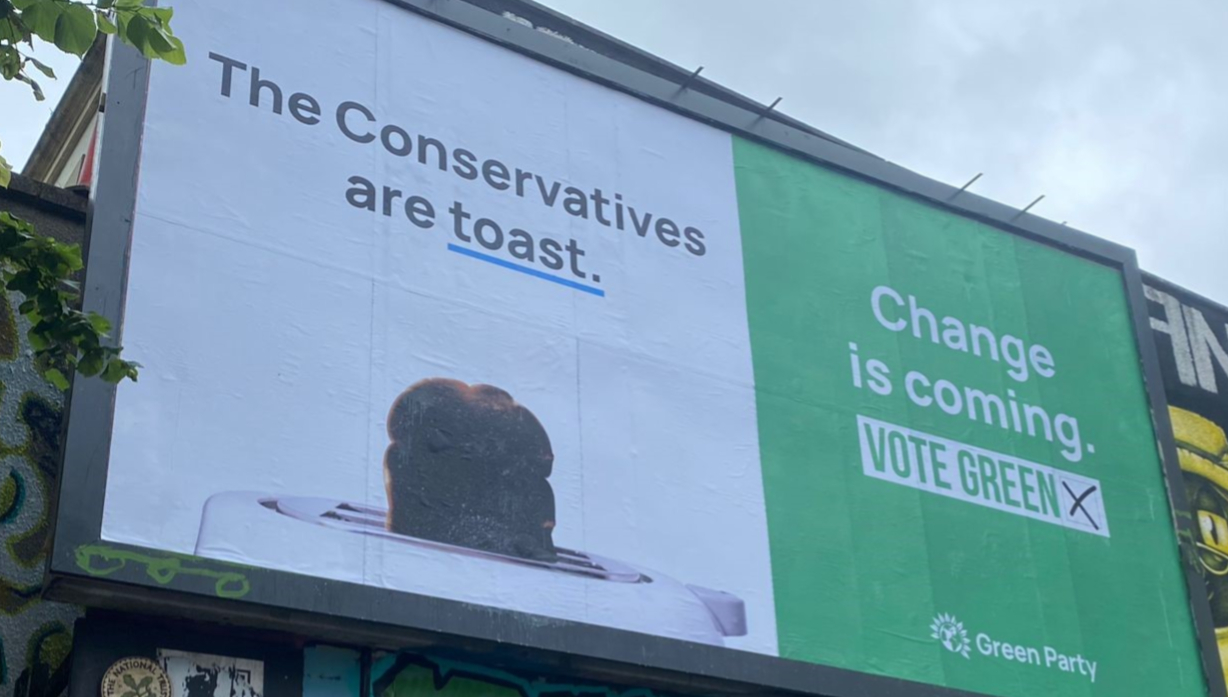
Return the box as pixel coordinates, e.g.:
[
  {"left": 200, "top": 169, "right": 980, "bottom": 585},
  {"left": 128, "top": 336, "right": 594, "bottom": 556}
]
[{"left": 446, "top": 244, "right": 606, "bottom": 297}]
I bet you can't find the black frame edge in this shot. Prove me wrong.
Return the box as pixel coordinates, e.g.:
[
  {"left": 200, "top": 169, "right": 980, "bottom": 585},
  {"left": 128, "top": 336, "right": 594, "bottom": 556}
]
[{"left": 50, "top": 33, "right": 148, "bottom": 574}]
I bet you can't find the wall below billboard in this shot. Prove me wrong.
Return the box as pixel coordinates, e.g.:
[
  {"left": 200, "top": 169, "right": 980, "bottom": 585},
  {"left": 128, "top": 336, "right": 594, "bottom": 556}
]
[
  {"left": 0, "top": 180, "right": 86, "bottom": 697},
  {"left": 69, "top": 616, "right": 706, "bottom": 697},
  {"left": 59, "top": 0, "right": 1215, "bottom": 695},
  {"left": 0, "top": 287, "right": 79, "bottom": 697},
  {"left": 305, "top": 646, "right": 688, "bottom": 697}
]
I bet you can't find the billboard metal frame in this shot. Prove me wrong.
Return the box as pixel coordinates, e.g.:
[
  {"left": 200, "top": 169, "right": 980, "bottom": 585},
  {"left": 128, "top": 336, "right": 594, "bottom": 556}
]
[{"left": 46, "top": 2, "right": 1226, "bottom": 696}]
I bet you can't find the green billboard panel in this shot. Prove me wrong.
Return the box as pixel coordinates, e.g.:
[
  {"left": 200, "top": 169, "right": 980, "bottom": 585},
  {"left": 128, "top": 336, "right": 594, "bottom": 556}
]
[{"left": 736, "top": 137, "right": 1205, "bottom": 695}]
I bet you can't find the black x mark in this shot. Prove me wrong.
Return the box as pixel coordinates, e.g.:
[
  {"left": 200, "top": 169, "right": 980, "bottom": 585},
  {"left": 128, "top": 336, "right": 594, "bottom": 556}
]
[{"left": 1062, "top": 482, "right": 1099, "bottom": 531}]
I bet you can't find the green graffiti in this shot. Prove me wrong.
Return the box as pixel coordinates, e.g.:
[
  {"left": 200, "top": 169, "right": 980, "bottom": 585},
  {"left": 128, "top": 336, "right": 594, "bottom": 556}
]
[
  {"left": 0, "top": 470, "right": 25, "bottom": 524},
  {"left": 0, "top": 287, "right": 80, "bottom": 695},
  {"left": 373, "top": 653, "right": 667, "bottom": 697},
  {"left": 75, "top": 545, "right": 251, "bottom": 598},
  {"left": 435, "top": 658, "right": 658, "bottom": 697}
]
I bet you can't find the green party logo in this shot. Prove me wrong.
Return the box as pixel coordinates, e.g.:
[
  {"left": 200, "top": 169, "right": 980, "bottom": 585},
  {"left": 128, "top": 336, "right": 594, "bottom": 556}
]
[
  {"left": 929, "top": 613, "right": 1100, "bottom": 683},
  {"left": 930, "top": 613, "right": 971, "bottom": 659}
]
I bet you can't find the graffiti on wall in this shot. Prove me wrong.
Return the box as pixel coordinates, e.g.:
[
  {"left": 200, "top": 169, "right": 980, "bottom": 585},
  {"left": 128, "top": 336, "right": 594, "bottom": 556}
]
[
  {"left": 74, "top": 545, "right": 251, "bottom": 599},
  {"left": 304, "top": 646, "right": 672, "bottom": 697},
  {"left": 0, "top": 292, "right": 81, "bottom": 697},
  {"left": 372, "top": 654, "right": 668, "bottom": 697},
  {"left": 1147, "top": 281, "right": 1228, "bottom": 689}
]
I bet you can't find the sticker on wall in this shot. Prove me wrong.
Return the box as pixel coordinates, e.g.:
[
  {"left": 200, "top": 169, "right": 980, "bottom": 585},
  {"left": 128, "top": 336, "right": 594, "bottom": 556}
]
[
  {"left": 101, "top": 657, "right": 171, "bottom": 697},
  {"left": 156, "top": 649, "right": 263, "bottom": 697}
]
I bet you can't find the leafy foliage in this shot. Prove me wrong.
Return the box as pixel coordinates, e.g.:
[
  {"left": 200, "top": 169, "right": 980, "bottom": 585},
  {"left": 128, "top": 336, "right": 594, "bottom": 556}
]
[
  {"left": 0, "top": 139, "right": 10, "bottom": 188},
  {"left": 0, "top": 0, "right": 182, "bottom": 387},
  {"left": 0, "top": 212, "right": 139, "bottom": 388},
  {"left": 1, "top": 0, "right": 185, "bottom": 106}
]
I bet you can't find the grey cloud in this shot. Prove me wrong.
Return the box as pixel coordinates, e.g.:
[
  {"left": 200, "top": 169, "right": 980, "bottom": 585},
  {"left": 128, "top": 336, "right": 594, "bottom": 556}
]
[{"left": 541, "top": 0, "right": 1228, "bottom": 300}]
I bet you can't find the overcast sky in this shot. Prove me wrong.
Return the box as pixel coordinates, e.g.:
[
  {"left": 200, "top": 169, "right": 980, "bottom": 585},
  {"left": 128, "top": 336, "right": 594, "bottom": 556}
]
[
  {"left": 5, "top": 2, "right": 1226, "bottom": 300},
  {"left": 2, "top": 39, "right": 80, "bottom": 174}
]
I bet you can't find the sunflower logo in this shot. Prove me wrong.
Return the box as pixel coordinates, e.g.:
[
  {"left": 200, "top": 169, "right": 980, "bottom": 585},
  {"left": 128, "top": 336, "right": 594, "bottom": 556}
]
[{"left": 931, "top": 613, "right": 971, "bottom": 659}]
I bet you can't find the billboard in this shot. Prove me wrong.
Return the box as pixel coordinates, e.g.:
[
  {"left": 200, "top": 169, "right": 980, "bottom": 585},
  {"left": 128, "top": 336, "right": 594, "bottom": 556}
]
[
  {"left": 50, "top": 0, "right": 1217, "bottom": 696},
  {"left": 1146, "top": 275, "right": 1228, "bottom": 689}
]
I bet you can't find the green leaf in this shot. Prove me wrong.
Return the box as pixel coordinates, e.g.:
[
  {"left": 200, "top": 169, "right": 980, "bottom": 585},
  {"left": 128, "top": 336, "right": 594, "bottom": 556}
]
[
  {"left": 56, "top": 239, "right": 81, "bottom": 268},
  {"left": 137, "top": 676, "right": 152, "bottom": 690},
  {"left": 0, "top": 210, "right": 28, "bottom": 228},
  {"left": 0, "top": 16, "right": 26, "bottom": 44},
  {"left": 77, "top": 351, "right": 102, "bottom": 377},
  {"left": 0, "top": 45, "right": 21, "bottom": 79},
  {"left": 115, "top": 5, "right": 183, "bottom": 64},
  {"left": 95, "top": 9, "right": 115, "bottom": 34},
  {"left": 102, "top": 357, "right": 138, "bottom": 383},
  {"left": 20, "top": 0, "right": 62, "bottom": 44},
  {"left": 159, "top": 33, "right": 184, "bottom": 65},
  {"left": 86, "top": 312, "right": 110, "bottom": 334},
  {"left": 101, "top": 360, "right": 124, "bottom": 382},
  {"left": 136, "top": 16, "right": 169, "bottom": 55},
  {"left": 1, "top": 190, "right": 140, "bottom": 389},
  {"left": 116, "top": 10, "right": 147, "bottom": 54},
  {"left": 0, "top": 137, "right": 12, "bottom": 187},
  {"left": 26, "top": 54, "right": 53, "bottom": 78},
  {"left": 54, "top": 2, "right": 97, "bottom": 56},
  {"left": 15, "top": 72, "right": 45, "bottom": 100},
  {"left": 145, "top": 6, "right": 172, "bottom": 23},
  {"left": 123, "top": 672, "right": 138, "bottom": 689},
  {"left": 44, "top": 367, "right": 68, "bottom": 390}
]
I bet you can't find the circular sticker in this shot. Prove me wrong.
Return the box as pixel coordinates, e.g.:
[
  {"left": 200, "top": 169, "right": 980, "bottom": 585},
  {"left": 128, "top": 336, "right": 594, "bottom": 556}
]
[{"left": 100, "top": 657, "right": 171, "bottom": 697}]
